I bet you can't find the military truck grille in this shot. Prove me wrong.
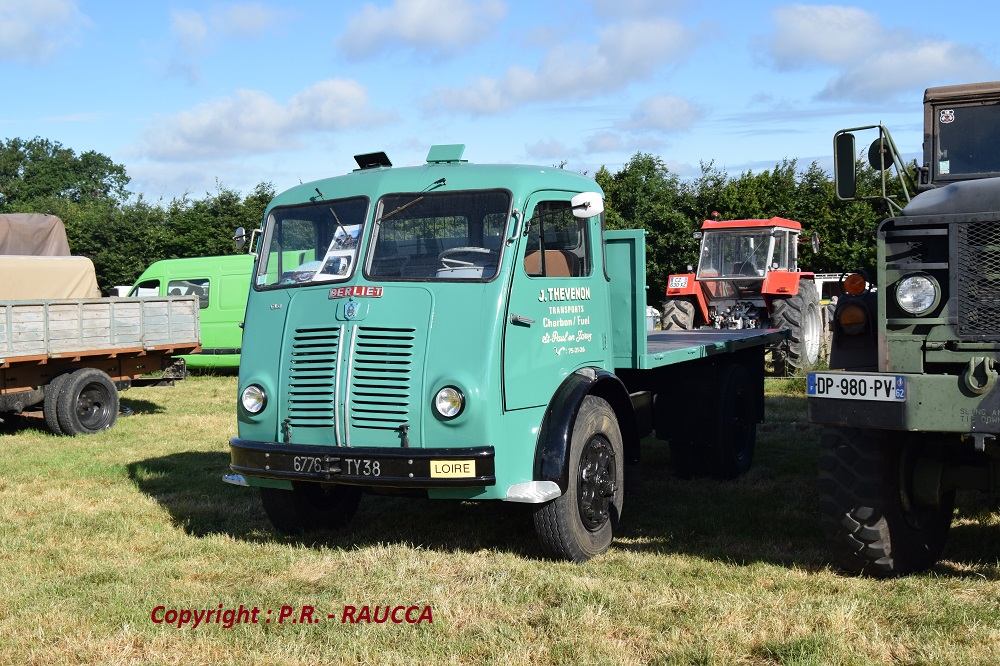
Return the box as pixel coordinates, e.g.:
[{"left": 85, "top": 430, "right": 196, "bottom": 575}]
[
  {"left": 955, "top": 222, "right": 1000, "bottom": 340},
  {"left": 286, "top": 327, "right": 340, "bottom": 427},
  {"left": 349, "top": 327, "right": 414, "bottom": 430}
]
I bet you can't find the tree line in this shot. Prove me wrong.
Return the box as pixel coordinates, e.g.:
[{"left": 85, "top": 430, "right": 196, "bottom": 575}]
[{"left": 0, "top": 136, "right": 897, "bottom": 299}]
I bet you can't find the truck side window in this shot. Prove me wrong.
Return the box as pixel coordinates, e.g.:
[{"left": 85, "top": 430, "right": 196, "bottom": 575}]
[
  {"left": 523, "top": 200, "right": 591, "bottom": 278},
  {"left": 130, "top": 279, "right": 160, "bottom": 297},
  {"left": 168, "top": 278, "right": 210, "bottom": 309}
]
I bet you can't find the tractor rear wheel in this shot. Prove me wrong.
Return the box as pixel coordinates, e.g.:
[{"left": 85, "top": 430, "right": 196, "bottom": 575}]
[
  {"left": 661, "top": 299, "right": 695, "bottom": 330},
  {"left": 771, "top": 284, "right": 822, "bottom": 372}
]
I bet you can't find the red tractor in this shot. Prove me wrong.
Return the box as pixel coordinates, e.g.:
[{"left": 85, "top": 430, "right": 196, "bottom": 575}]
[{"left": 661, "top": 216, "right": 825, "bottom": 373}]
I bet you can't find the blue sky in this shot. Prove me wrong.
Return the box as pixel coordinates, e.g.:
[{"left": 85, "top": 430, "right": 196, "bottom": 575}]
[{"left": 2, "top": 0, "right": 998, "bottom": 203}]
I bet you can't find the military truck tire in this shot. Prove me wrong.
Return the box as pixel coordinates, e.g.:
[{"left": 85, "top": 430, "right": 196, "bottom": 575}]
[
  {"left": 661, "top": 298, "right": 695, "bottom": 330},
  {"left": 771, "top": 284, "right": 822, "bottom": 372},
  {"left": 703, "top": 364, "right": 756, "bottom": 479},
  {"left": 818, "top": 427, "right": 954, "bottom": 577},
  {"left": 260, "top": 483, "right": 363, "bottom": 535},
  {"left": 55, "top": 368, "right": 120, "bottom": 436},
  {"left": 43, "top": 373, "right": 72, "bottom": 435},
  {"left": 533, "top": 396, "right": 624, "bottom": 562}
]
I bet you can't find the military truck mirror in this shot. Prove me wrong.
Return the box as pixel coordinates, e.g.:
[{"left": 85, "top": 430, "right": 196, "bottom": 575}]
[
  {"left": 811, "top": 231, "right": 820, "bottom": 254},
  {"left": 834, "top": 132, "right": 857, "bottom": 200},
  {"left": 867, "top": 137, "right": 894, "bottom": 171},
  {"left": 570, "top": 191, "right": 604, "bottom": 218},
  {"left": 232, "top": 227, "right": 247, "bottom": 250}
]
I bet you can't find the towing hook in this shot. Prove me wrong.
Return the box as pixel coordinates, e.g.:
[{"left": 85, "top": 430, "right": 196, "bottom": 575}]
[{"left": 962, "top": 357, "right": 997, "bottom": 395}]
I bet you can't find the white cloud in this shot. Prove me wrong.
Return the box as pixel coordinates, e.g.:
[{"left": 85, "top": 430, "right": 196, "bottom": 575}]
[
  {"left": 430, "top": 18, "right": 693, "bottom": 114},
  {"left": 585, "top": 131, "right": 625, "bottom": 153},
  {"left": 589, "top": 0, "right": 682, "bottom": 18},
  {"left": 763, "top": 4, "right": 999, "bottom": 102},
  {"left": 216, "top": 3, "right": 285, "bottom": 39},
  {"left": 170, "top": 9, "right": 209, "bottom": 57},
  {"left": 0, "top": 0, "right": 89, "bottom": 63},
  {"left": 525, "top": 139, "right": 575, "bottom": 162},
  {"left": 623, "top": 95, "right": 703, "bottom": 131},
  {"left": 339, "top": 0, "right": 507, "bottom": 59},
  {"left": 137, "top": 80, "right": 396, "bottom": 161}
]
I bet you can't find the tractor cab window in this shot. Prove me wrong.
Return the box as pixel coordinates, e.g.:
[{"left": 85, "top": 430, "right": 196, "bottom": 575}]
[
  {"left": 255, "top": 197, "right": 368, "bottom": 289},
  {"left": 366, "top": 190, "right": 510, "bottom": 280},
  {"left": 698, "top": 230, "right": 772, "bottom": 279},
  {"left": 772, "top": 231, "right": 789, "bottom": 271},
  {"left": 523, "top": 200, "right": 592, "bottom": 278}
]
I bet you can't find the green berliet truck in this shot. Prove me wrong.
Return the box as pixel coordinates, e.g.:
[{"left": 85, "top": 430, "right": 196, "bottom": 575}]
[
  {"left": 224, "top": 145, "right": 785, "bottom": 561},
  {"left": 808, "top": 82, "right": 1000, "bottom": 576}
]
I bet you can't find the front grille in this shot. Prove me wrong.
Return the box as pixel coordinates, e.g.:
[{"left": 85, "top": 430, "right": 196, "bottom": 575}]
[
  {"left": 349, "top": 327, "right": 415, "bottom": 430},
  {"left": 286, "top": 327, "right": 340, "bottom": 428},
  {"left": 955, "top": 222, "right": 1000, "bottom": 340}
]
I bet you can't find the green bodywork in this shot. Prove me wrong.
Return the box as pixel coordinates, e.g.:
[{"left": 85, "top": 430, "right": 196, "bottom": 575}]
[{"left": 231, "top": 146, "right": 782, "bottom": 501}]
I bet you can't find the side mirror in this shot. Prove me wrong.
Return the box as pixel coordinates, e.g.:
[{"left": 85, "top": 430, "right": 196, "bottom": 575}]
[
  {"left": 811, "top": 231, "right": 820, "bottom": 254},
  {"left": 570, "top": 191, "right": 604, "bottom": 218},
  {"left": 232, "top": 227, "right": 247, "bottom": 251},
  {"left": 834, "top": 132, "right": 857, "bottom": 200},
  {"left": 867, "top": 137, "right": 894, "bottom": 171}
]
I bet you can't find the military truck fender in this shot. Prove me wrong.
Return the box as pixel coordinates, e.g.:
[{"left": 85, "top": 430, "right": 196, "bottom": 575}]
[
  {"left": 828, "top": 291, "right": 878, "bottom": 371},
  {"left": 533, "top": 368, "right": 639, "bottom": 495}
]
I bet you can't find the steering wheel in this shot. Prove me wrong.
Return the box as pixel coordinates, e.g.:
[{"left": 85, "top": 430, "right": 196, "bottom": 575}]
[{"left": 438, "top": 247, "right": 497, "bottom": 269}]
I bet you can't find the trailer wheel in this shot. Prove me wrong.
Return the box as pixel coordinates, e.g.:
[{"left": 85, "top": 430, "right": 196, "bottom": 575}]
[
  {"left": 260, "top": 483, "right": 363, "bottom": 535},
  {"left": 771, "top": 285, "right": 822, "bottom": 372},
  {"left": 55, "top": 368, "right": 119, "bottom": 435},
  {"left": 818, "top": 427, "right": 954, "bottom": 577},
  {"left": 533, "top": 396, "right": 624, "bottom": 562},
  {"left": 43, "top": 373, "right": 72, "bottom": 435},
  {"left": 661, "top": 298, "right": 695, "bottom": 330},
  {"left": 703, "top": 364, "right": 756, "bottom": 479}
]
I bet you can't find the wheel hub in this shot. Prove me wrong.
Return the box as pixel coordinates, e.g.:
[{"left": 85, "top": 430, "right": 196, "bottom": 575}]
[{"left": 578, "top": 436, "right": 617, "bottom": 531}]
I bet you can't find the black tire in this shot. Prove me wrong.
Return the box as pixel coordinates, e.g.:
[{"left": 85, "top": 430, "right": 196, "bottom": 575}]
[
  {"left": 55, "top": 368, "right": 119, "bottom": 435},
  {"left": 703, "top": 364, "right": 756, "bottom": 479},
  {"left": 771, "top": 284, "right": 822, "bottom": 372},
  {"left": 43, "top": 373, "right": 72, "bottom": 435},
  {"left": 534, "top": 396, "right": 624, "bottom": 562},
  {"left": 661, "top": 298, "right": 695, "bottom": 330},
  {"left": 818, "top": 427, "right": 954, "bottom": 577},
  {"left": 260, "top": 483, "right": 363, "bottom": 535}
]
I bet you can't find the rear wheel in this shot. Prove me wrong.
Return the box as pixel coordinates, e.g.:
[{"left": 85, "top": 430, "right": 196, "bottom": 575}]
[
  {"left": 818, "top": 427, "right": 954, "bottom": 577},
  {"left": 534, "top": 396, "right": 624, "bottom": 562},
  {"left": 43, "top": 373, "right": 72, "bottom": 435},
  {"left": 703, "top": 364, "right": 756, "bottom": 479},
  {"left": 260, "top": 483, "right": 363, "bottom": 535},
  {"left": 661, "top": 299, "right": 695, "bottom": 330},
  {"left": 771, "top": 284, "right": 822, "bottom": 372},
  {"left": 55, "top": 368, "right": 119, "bottom": 435}
]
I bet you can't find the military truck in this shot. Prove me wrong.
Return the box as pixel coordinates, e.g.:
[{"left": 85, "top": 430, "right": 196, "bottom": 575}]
[
  {"left": 808, "top": 81, "right": 1000, "bottom": 576},
  {"left": 223, "top": 144, "right": 786, "bottom": 562},
  {"left": 661, "top": 216, "right": 825, "bottom": 373}
]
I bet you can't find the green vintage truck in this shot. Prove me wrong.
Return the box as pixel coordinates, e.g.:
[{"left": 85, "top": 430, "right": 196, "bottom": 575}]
[
  {"left": 223, "top": 145, "right": 785, "bottom": 561},
  {"left": 809, "top": 82, "right": 1000, "bottom": 576}
]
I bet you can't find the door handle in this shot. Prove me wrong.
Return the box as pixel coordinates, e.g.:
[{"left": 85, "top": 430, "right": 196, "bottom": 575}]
[{"left": 510, "top": 314, "right": 535, "bottom": 326}]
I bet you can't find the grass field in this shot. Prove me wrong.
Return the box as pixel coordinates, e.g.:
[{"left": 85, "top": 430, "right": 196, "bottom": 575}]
[{"left": 1, "top": 375, "right": 998, "bottom": 665}]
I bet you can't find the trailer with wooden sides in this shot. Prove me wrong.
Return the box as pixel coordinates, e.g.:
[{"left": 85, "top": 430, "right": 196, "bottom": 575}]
[{"left": 0, "top": 296, "right": 201, "bottom": 435}]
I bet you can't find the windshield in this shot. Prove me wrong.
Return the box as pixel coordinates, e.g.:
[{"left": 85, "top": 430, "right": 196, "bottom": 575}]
[
  {"left": 255, "top": 197, "right": 368, "bottom": 289},
  {"left": 366, "top": 190, "right": 511, "bottom": 280},
  {"left": 935, "top": 102, "right": 1000, "bottom": 179},
  {"left": 697, "top": 230, "right": 773, "bottom": 279}
]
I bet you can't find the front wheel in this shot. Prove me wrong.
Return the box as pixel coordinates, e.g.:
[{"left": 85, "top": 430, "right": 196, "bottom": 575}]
[
  {"left": 260, "top": 483, "right": 363, "bottom": 536},
  {"left": 817, "top": 427, "right": 954, "bottom": 577},
  {"left": 534, "top": 396, "right": 624, "bottom": 562},
  {"left": 55, "top": 368, "right": 119, "bottom": 435}
]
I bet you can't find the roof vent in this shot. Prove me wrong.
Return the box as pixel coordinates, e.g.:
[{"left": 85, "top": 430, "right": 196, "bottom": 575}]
[
  {"left": 354, "top": 151, "right": 392, "bottom": 170},
  {"left": 426, "top": 144, "right": 466, "bottom": 164}
]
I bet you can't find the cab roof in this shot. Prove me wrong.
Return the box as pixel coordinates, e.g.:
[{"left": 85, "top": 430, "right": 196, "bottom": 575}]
[{"left": 700, "top": 216, "right": 802, "bottom": 231}]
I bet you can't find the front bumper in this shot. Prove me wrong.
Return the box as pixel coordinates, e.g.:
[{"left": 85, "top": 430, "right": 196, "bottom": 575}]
[{"left": 229, "top": 437, "right": 496, "bottom": 488}]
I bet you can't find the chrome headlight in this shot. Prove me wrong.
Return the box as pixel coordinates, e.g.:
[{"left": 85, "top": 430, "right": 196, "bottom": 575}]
[
  {"left": 896, "top": 275, "right": 938, "bottom": 315},
  {"left": 241, "top": 385, "right": 267, "bottom": 414},
  {"left": 434, "top": 386, "right": 465, "bottom": 419}
]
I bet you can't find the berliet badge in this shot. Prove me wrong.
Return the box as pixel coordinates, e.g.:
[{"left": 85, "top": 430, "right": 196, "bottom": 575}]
[{"left": 344, "top": 299, "right": 358, "bottom": 320}]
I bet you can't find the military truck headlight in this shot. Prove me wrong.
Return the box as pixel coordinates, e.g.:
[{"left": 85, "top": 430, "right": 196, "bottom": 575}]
[
  {"left": 241, "top": 385, "right": 267, "bottom": 414},
  {"left": 434, "top": 386, "right": 465, "bottom": 419},
  {"left": 896, "top": 274, "right": 939, "bottom": 315}
]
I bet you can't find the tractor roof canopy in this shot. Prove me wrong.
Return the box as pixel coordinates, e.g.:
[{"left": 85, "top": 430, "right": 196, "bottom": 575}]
[{"left": 700, "top": 217, "right": 801, "bottom": 231}]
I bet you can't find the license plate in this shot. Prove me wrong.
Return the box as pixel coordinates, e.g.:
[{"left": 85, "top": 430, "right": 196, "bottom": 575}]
[
  {"left": 807, "top": 372, "right": 906, "bottom": 401},
  {"left": 668, "top": 276, "right": 689, "bottom": 289}
]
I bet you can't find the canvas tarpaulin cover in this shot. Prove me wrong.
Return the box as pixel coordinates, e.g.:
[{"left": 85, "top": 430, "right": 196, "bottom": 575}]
[
  {"left": 0, "top": 256, "right": 102, "bottom": 299},
  {"left": 0, "top": 214, "right": 72, "bottom": 256}
]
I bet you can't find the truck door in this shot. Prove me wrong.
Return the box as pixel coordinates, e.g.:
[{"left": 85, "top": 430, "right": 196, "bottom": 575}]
[{"left": 503, "top": 192, "right": 608, "bottom": 410}]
